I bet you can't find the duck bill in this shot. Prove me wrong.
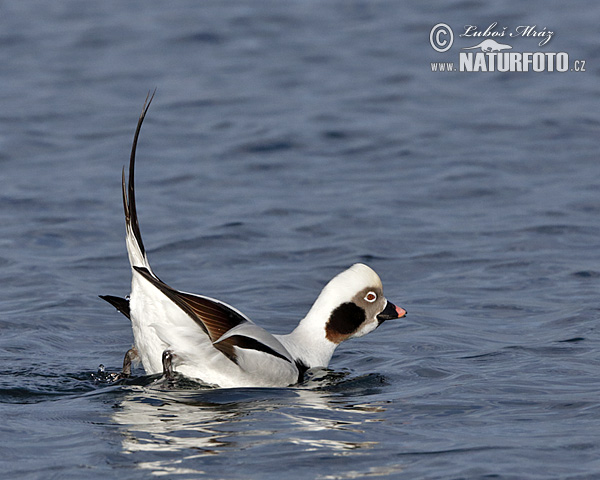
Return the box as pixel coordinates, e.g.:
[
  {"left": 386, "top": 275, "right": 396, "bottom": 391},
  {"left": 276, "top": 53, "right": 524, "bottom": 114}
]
[{"left": 377, "top": 301, "right": 407, "bottom": 323}]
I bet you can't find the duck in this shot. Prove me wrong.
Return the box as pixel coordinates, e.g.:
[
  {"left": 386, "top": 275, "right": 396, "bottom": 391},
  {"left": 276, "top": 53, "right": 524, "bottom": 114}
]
[{"left": 100, "top": 92, "right": 406, "bottom": 388}]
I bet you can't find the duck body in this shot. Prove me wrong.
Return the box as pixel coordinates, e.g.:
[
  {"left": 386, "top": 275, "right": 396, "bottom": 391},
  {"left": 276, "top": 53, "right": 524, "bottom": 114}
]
[{"left": 101, "top": 93, "right": 406, "bottom": 388}]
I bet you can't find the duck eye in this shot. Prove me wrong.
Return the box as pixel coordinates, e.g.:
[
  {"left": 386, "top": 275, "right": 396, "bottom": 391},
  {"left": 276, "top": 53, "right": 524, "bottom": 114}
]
[{"left": 364, "top": 292, "right": 377, "bottom": 303}]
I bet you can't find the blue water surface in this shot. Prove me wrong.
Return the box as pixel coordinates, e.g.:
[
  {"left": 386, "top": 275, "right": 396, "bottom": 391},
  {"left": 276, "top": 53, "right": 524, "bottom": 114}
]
[{"left": 1, "top": 1, "right": 599, "bottom": 479}]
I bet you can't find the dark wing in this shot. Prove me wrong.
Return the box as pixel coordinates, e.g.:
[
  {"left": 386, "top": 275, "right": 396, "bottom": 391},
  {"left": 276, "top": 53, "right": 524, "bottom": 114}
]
[
  {"left": 213, "top": 335, "right": 291, "bottom": 364},
  {"left": 133, "top": 266, "right": 248, "bottom": 342}
]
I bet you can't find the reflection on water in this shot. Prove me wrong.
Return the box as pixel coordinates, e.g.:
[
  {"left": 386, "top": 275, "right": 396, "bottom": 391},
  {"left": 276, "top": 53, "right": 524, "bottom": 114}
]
[{"left": 110, "top": 373, "right": 390, "bottom": 477}]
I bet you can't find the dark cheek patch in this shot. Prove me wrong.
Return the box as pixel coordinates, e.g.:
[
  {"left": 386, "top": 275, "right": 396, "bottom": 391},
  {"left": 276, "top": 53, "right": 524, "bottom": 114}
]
[{"left": 325, "top": 302, "right": 366, "bottom": 344}]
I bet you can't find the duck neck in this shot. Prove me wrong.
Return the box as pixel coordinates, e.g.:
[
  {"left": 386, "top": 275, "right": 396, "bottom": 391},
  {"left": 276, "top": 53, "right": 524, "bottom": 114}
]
[{"left": 276, "top": 315, "right": 338, "bottom": 370}]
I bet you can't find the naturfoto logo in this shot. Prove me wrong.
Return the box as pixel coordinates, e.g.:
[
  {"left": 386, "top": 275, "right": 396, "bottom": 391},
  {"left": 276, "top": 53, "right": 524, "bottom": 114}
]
[{"left": 429, "top": 22, "right": 586, "bottom": 73}]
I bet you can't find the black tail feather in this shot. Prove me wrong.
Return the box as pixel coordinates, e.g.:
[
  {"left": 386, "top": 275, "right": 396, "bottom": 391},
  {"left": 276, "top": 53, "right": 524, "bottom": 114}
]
[
  {"left": 123, "top": 89, "right": 156, "bottom": 261},
  {"left": 99, "top": 295, "right": 131, "bottom": 320}
]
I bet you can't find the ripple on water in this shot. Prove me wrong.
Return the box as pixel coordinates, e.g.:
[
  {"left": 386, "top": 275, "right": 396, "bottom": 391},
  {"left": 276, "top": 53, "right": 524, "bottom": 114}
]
[{"left": 0, "top": 368, "right": 98, "bottom": 404}]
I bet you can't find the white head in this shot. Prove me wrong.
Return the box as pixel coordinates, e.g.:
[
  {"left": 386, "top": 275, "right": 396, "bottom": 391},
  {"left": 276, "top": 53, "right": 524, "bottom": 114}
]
[
  {"left": 315, "top": 263, "right": 405, "bottom": 342},
  {"left": 282, "top": 263, "right": 406, "bottom": 368}
]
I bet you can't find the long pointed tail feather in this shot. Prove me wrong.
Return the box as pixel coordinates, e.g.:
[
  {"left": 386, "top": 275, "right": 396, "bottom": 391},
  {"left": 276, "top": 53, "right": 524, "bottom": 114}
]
[{"left": 123, "top": 90, "right": 156, "bottom": 272}]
